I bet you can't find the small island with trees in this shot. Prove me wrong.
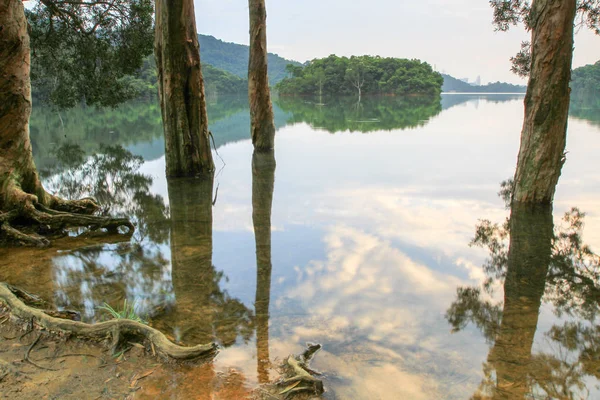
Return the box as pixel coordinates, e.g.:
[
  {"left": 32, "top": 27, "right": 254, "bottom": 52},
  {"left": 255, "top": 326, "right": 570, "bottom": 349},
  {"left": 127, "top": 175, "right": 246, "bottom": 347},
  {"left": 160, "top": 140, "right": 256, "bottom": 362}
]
[{"left": 275, "top": 55, "right": 444, "bottom": 97}]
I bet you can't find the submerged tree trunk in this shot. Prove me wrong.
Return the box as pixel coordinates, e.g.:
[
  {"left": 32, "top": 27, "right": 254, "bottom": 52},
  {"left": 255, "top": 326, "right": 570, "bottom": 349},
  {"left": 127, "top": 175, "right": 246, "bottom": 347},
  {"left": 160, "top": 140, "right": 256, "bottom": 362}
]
[
  {"left": 0, "top": 0, "right": 132, "bottom": 247},
  {"left": 486, "top": 203, "right": 553, "bottom": 398},
  {"left": 252, "top": 150, "right": 276, "bottom": 384},
  {"left": 248, "top": 0, "right": 276, "bottom": 151},
  {"left": 155, "top": 0, "right": 214, "bottom": 177},
  {"left": 512, "top": 0, "right": 576, "bottom": 204}
]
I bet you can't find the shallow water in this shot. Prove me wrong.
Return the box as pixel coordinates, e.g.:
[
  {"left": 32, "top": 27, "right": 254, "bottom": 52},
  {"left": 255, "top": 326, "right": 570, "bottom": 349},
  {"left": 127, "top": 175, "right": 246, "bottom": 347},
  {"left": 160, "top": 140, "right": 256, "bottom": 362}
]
[{"left": 2, "top": 93, "right": 600, "bottom": 399}]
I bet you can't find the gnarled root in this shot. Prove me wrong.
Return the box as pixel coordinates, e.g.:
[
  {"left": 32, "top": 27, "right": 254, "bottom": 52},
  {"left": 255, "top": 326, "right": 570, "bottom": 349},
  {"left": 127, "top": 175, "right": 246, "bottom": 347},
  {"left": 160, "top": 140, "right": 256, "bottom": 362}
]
[
  {"left": 260, "top": 344, "right": 325, "bottom": 399},
  {"left": 0, "top": 283, "right": 219, "bottom": 363},
  {"left": 0, "top": 184, "right": 134, "bottom": 247}
]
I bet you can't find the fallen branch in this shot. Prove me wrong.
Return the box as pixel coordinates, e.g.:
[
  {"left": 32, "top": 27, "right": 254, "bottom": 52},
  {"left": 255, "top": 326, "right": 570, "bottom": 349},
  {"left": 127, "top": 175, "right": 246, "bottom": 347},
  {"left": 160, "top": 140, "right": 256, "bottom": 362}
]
[{"left": 0, "top": 283, "right": 218, "bottom": 363}]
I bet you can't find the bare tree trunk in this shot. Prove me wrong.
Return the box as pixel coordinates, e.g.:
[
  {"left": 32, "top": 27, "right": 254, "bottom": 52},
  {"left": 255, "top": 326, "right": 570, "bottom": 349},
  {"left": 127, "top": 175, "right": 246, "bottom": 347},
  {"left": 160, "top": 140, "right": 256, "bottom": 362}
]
[
  {"left": 0, "top": 0, "right": 131, "bottom": 246},
  {"left": 0, "top": 0, "right": 42, "bottom": 204},
  {"left": 252, "top": 150, "right": 276, "bottom": 384},
  {"left": 513, "top": 0, "right": 576, "bottom": 204},
  {"left": 155, "top": 0, "right": 214, "bottom": 177},
  {"left": 248, "top": 0, "right": 276, "bottom": 151}
]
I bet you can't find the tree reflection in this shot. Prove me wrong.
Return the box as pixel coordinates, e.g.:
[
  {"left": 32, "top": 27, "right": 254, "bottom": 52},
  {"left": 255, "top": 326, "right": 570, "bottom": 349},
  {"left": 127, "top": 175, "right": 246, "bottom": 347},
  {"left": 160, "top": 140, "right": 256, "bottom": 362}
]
[
  {"left": 44, "top": 145, "right": 254, "bottom": 351},
  {"left": 446, "top": 200, "right": 600, "bottom": 399},
  {"left": 276, "top": 95, "right": 442, "bottom": 133},
  {"left": 42, "top": 144, "right": 172, "bottom": 319},
  {"left": 570, "top": 91, "right": 600, "bottom": 127},
  {"left": 155, "top": 176, "right": 254, "bottom": 347},
  {"left": 252, "top": 150, "right": 276, "bottom": 384}
]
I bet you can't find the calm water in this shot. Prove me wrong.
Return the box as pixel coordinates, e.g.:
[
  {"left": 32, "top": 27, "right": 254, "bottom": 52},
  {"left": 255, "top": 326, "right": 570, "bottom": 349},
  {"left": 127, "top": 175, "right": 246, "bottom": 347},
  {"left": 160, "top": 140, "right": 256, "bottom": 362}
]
[{"left": 2, "top": 94, "right": 600, "bottom": 399}]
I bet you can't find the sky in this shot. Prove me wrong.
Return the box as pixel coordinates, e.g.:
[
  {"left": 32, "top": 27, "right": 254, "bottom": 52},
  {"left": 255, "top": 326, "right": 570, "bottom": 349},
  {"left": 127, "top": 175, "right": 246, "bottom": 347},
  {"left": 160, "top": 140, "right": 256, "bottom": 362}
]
[{"left": 195, "top": 0, "right": 600, "bottom": 85}]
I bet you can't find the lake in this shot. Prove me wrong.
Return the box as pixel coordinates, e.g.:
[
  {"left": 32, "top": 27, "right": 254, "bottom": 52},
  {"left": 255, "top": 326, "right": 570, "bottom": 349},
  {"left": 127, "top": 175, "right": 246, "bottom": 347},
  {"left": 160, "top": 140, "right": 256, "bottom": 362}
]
[{"left": 2, "top": 93, "right": 600, "bottom": 399}]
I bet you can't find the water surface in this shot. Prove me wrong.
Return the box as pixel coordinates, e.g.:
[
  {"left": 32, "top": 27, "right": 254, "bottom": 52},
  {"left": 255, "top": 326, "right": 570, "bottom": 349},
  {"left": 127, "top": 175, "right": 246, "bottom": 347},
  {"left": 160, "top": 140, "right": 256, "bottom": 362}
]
[{"left": 3, "top": 93, "right": 600, "bottom": 399}]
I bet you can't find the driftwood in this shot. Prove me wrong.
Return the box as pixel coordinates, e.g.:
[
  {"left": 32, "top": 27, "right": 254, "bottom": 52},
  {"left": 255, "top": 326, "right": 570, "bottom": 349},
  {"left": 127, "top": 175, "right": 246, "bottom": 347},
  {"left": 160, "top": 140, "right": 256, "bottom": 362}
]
[
  {"left": 258, "top": 343, "right": 325, "bottom": 399},
  {"left": 0, "top": 283, "right": 218, "bottom": 363}
]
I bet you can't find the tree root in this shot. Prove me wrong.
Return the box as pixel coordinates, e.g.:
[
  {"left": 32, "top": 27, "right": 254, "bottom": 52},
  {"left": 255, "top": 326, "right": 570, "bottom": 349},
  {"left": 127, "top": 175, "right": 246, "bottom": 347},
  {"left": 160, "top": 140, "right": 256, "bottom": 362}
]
[
  {"left": 0, "top": 188, "right": 134, "bottom": 247},
  {"left": 260, "top": 344, "right": 325, "bottom": 399},
  {"left": 0, "top": 283, "right": 219, "bottom": 363}
]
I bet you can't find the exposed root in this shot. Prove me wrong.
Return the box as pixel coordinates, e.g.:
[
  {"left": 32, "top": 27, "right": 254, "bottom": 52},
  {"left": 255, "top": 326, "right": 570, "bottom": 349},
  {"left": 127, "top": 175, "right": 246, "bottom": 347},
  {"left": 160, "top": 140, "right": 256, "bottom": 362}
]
[
  {"left": 1, "top": 221, "right": 49, "bottom": 247},
  {"left": 47, "top": 195, "right": 100, "bottom": 215},
  {"left": 26, "top": 203, "right": 134, "bottom": 233},
  {"left": 0, "top": 283, "right": 219, "bottom": 363},
  {"left": 259, "top": 344, "right": 325, "bottom": 399},
  {"left": 0, "top": 186, "right": 134, "bottom": 247},
  {"left": 24, "top": 333, "right": 59, "bottom": 371}
]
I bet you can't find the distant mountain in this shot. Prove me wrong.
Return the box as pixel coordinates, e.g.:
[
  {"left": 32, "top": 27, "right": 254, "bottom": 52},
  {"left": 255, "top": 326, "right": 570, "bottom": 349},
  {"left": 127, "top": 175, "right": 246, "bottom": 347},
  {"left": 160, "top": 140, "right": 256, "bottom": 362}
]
[
  {"left": 198, "top": 34, "right": 302, "bottom": 86},
  {"left": 442, "top": 74, "right": 526, "bottom": 93}
]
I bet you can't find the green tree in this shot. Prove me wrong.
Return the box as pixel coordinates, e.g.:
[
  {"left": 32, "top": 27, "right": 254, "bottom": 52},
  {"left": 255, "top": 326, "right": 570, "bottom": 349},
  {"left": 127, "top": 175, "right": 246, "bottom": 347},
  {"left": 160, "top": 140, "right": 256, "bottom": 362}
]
[
  {"left": 490, "top": 0, "right": 600, "bottom": 204},
  {"left": 0, "top": 0, "right": 153, "bottom": 247},
  {"left": 276, "top": 55, "right": 443, "bottom": 97}
]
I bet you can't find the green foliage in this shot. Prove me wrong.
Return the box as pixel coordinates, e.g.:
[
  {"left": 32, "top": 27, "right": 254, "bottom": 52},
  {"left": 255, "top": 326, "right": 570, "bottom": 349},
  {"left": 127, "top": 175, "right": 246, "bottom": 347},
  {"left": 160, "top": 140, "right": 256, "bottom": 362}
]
[
  {"left": 99, "top": 299, "right": 146, "bottom": 324},
  {"left": 275, "top": 55, "right": 443, "bottom": 96},
  {"left": 197, "top": 34, "right": 301, "bottom": 86},
  {"left": 441, "top": 74, "right": 526, "bottom": 93},
  {"left": 571, "top": 61, "right": 600, "bottom": 98},
  {"left": 276, "top": 95, "right": 442, "bottom": 133},
  {"left": 489, "top": 1, "right": 600, "bottom": 76},
  {"left": 27, "top": 0, "right": 154, "bottom": 108},
  {"left": 570, "top": 61, "right": 600, "bottom": 126}
]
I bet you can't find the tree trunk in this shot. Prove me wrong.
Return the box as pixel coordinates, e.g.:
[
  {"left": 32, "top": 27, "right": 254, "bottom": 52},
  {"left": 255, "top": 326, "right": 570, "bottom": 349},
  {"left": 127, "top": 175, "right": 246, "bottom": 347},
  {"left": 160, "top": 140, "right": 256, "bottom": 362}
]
[
  {"left": 155, "top": 0, "right": 214, "bottom": 177},
  {"left": 248, "top": 0, "right": 276, "bottom": 151},
  {"left": 0, "top": 0, "right": 132, "bottom": 247},
  {"left": 0, "top": 0, "right": 42, "bottom": 206},
  {"left": 486, "top": 203, "right": 553, "bottom": 398},
  {"left": 512, "top": 0, "right": 576, "bottom": 204},
  {"left": 252, "top": 150, "right": 276, "bottom": 384}
]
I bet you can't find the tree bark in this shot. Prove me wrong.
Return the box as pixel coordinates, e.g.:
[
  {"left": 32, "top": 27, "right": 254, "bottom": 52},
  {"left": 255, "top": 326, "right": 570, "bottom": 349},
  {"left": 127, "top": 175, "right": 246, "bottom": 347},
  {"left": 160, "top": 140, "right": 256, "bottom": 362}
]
[
  {"left": 248, "top": 0, "right": 276, "bottom": 151},
  {"left": 513, "top": 0, "right": 576, "bottom": 204},
  {"left": 155, "top": 0, "right": 214, "bottom": 177},
  {"left": 252, "top": 150, "right": 276, "bottom": 384},
  {"left": 0, "top": 0, "right": 132, "bottom": 246}
]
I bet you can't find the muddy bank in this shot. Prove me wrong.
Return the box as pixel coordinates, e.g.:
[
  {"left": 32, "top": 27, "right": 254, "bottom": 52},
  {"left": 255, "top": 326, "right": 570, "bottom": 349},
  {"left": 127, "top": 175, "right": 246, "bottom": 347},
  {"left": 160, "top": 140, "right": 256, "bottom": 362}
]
[{"left": 0, "top": 319, "right": 254, "bottom": 399}]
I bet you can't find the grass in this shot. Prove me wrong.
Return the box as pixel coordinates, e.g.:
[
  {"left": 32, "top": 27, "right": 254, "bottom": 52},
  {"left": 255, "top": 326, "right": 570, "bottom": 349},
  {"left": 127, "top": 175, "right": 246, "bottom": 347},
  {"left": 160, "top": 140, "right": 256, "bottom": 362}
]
[{"left": 98, "top": 299, "right": 147, "bottom": 324}]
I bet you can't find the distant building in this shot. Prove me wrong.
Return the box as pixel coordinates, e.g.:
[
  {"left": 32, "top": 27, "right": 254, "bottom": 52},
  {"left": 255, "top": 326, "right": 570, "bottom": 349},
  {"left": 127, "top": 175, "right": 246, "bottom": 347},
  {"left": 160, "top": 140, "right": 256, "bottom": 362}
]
[{"left": 474, "top": 76, "right": 481, "bottom": 86}]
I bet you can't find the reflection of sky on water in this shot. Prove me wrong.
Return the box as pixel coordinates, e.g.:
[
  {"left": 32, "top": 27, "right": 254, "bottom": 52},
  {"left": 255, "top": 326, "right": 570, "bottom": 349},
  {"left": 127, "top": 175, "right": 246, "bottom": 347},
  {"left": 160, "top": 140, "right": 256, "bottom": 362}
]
[{"left": 42, "top": 94, "right": 600, "bottom": 398}]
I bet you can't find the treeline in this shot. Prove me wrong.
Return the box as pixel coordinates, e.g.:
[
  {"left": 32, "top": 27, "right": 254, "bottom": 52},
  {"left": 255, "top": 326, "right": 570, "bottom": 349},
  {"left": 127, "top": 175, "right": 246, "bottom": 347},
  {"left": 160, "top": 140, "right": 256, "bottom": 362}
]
[
  {"left": 276, "top": 55, "right": 443, "bottom": 97},
  {"left": 33, "top": 57, "right": 248, "bottom": 104},
  {"left": 441, "top": 74, "right": 526, "bottom": 93},
  {"left": 571, "top": 61, "right": 600, "bottom": 98},
  {"left": 109, "top": 57, "right": 249, "bottom": 99}
]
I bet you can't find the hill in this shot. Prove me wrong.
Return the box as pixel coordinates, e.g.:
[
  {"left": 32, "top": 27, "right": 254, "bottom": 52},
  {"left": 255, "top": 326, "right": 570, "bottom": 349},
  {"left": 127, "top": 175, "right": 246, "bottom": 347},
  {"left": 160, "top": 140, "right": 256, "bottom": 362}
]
[
  {"left": 441, "top": 74, "right": 526, "bottom": 93},
  {"left": 276, "top": 55, "right": 443, "bottom": 96},
  {"left": 198, "top": 34, "right": 302, "bottom": 86}
]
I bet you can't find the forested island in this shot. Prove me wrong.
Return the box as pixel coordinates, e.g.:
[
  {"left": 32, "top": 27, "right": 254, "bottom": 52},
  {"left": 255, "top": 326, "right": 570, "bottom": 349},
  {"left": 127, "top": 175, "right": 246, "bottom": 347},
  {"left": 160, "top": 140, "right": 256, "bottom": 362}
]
[{"left": 275, "top": 55, "right": 443, "bottom": 97}]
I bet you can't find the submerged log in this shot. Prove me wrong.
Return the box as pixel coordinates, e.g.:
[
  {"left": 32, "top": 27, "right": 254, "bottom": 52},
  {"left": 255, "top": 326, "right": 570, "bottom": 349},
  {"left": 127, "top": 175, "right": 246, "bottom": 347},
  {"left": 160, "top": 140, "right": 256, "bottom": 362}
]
[{"left": 0, "top": 283, "right": 218, "bottom": 363}]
